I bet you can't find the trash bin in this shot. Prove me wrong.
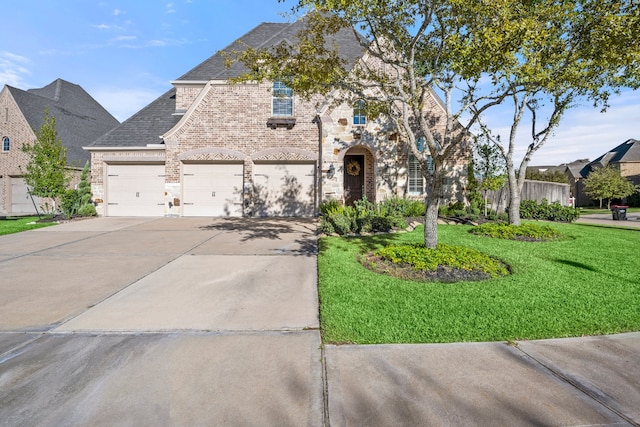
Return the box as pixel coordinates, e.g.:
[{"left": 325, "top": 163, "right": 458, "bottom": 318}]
[{"left": 611, "top": 205, "right": 628, "bottom": 220}]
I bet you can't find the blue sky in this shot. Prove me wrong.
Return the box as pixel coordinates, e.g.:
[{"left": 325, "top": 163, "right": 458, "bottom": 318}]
[{"left": 1, "top": 0, "right": 638, "bottom": 166}]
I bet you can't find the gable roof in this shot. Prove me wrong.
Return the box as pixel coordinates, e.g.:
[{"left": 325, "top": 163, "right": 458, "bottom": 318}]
[
  {"left": 7, "top": 79, "right": 119, "bottom": 165},
  {"left": 90, "top": 17, "right": 365, "bottom": 148},
  {"left": 177, "top": 17, "right": 364, "bottom": 81},
  {"left": 89, "top": 89, "right": 180, "bottom": 147},
  {"left": 585, "top": 139, "right": 640, "bottom": 174}
]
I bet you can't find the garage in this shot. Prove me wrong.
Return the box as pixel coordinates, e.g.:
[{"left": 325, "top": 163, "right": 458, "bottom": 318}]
[
  {"left": 252, "top": 163, "right": 316, "bottom": 217},
  {"left": 181, "top": 163, "right": 244, "bottom": 217},
  {"left": 106, "top": 164, "right": 165, "bottom": 217},
  {"left": 10, "top": 177, "right": 42, "bottom": 214}
]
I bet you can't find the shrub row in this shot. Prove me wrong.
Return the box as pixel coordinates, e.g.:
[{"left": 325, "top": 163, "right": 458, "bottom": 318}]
[
  {"left": 469, "top": 222, "right": 561, "bottom": 241},
  {"left": 520, "top": 199, "right": 579, "bottom": 222},
  {"left": 319, "top": 197, "right": 409, "bottom": 235}
]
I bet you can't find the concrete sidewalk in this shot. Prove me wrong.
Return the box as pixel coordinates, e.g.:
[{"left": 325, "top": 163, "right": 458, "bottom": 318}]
[
  {"left": 577, "top": 212, "right": 640, "bottom": 228},
  {"left": 1, "top": 217, "right": 639, "bottom": 426}
]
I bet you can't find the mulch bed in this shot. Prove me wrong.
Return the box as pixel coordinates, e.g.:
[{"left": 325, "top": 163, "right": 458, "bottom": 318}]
[{"left": 359, "top": 252, "right": 495, "bottom": 283}]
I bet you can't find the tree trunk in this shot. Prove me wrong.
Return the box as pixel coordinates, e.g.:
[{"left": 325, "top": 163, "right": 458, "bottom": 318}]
[
  {"left": 506, "top": 168, "right": 521, "bottom": 225},
  {"left": 423, "top": 191, "right": 439, "bottom": 249}
]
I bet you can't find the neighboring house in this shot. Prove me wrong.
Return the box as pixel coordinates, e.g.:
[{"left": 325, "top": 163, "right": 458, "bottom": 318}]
[
  {"left": 0, "top": 79, "right": 119, "bottom": 214},
  {"left": 582, "top": 139, "right": 640, "bottom": 186},
  {"left": 86, "top": 19, "right": 469, "bottom": 218}
]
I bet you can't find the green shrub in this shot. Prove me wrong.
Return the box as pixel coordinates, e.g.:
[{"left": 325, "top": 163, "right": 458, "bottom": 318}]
[
  {"left": 326, "top": 212, "right": 352, "bottom": 235},
  {"left": 318, "top": 219, "right": 335, "bottom": 235},
  {"left": 77, "top": 203, "right": 97, "bottom": 217},
  {"left": 470, "top": 222, "right": 561, "bottom": 241},
  {"left": 378, "top": 197, "right": 425, "bottom": 217},
  {"left": 320, "top": 199, "right": 342, "bottom": 215},
  {"left": 519, "top": 199, "right": 579, "bottom": 222},
  {"left": 405, "top": 200, "right": 425, "bottom": 217},
  {"left": 375, "top": 243, "right": 509, "bottom": 278},
  {"left": 60, "top": 189, "right": 80, "bottom": 219}
]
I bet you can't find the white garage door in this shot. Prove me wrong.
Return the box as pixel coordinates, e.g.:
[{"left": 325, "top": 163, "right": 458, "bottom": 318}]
[
  {"left": 11, "top": 177, "right": 42, "bottom": 214},
  {"left": 106, "top": 164, "right": 165, "bottom": 217},
  {"left": 253, "top": 163, "right": 316, "bottom": 217},
  {"left": 182, "top": 163, "right": 244, "bottom": 217}
]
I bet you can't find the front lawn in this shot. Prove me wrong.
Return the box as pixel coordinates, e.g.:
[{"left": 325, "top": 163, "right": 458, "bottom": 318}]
[
  {"left": 0, "top": 217, "right": 56, "bottom": 236},
  {"left": 318, "top": 222, "right": 640, "bottom": 344}
]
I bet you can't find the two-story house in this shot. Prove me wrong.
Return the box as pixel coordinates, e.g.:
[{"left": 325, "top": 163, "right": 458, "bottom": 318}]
[
  {"left": 0, "top": 79, "right": 119, "bottom": 214},
  {"left": 86, "top": 19, "right": 468, "bottom": 217}
]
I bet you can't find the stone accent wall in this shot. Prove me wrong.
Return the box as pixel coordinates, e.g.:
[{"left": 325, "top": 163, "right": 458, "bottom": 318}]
[{"left": 319, "top": 90, "right": 469, "bottom": 206}]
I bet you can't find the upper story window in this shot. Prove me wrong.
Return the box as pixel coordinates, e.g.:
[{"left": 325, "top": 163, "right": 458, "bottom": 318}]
[
  {"left": 353, "top": 100, "right": 367, "bottom": 125},
  {"left": 272, "top": 81, "right": 293, "bottom": 116},
  {"left": 2, "top": 136, "right": 9, "bottom": 152}
]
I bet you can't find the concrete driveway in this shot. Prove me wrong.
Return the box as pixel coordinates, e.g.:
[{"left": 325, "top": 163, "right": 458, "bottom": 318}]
[
  {"left": 1, "top": 217, "right": 639, "bottom": 426},
  {"left": 0, "top": 217, "right": 323, "bottom": 426}
]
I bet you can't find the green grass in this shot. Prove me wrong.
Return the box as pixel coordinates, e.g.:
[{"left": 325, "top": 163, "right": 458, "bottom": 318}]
[
  {"left": 318, "top": 222, "right": 640, "bottom": 344},
  {"left": 0, "top": 217, "right": 56, "bottom": 236}
]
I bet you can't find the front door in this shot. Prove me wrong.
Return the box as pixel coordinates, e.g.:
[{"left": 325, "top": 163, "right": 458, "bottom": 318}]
[{"left": 344, "top": 155, "right": 364, "bottom": 206}]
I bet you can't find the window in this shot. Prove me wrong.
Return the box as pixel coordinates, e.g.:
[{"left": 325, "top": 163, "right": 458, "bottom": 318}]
[
  {"left": 353, "top": 100, "right": 366, "bottom": 125},
  {"left": 2, "top": 136, "right": 9, "bottom": 152},
  {"left": 272, "top": 81, "right": 293, "bottom": 116},
  {"left": 408, "top": 153, "right": 424, "bottom": 194},
  {"left": 407, "top": 136, "right": 436, "bottom": 194}
]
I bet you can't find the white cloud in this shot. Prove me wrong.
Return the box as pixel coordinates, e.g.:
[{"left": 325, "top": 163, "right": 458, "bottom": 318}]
[
  {"left": 113, "top": 9, "right": 125, "bottom": 16},
  {"left": 113, "top": 35, "right": 137, "bottom": 42},
  {"left": 93, "top": 24, "right": 111, "bottom": 30},
  {"left": 166, "top": 3, "right": 176, "bottom": 13},
  {"left": 0, "top": 51, "right": 31, "bottom": 87}
]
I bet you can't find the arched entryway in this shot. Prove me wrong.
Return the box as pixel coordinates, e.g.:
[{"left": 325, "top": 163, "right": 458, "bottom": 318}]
[{"left": 342, "top": 146, "right": 375, "bottom": 206}]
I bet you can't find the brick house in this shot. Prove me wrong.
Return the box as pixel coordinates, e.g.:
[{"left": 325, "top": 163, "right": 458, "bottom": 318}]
[
  {"left": 0, "top": 79, "right": 119, "bottom": 214},
  {"left": 86, "top": 19, "right": 468, "bottom": 217},
  {"left": 583, "top": 139, "right": 640, "bottom": 186}
]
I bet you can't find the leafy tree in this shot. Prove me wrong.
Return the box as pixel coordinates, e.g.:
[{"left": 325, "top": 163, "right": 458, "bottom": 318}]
[
  {"left": 227, "top": 0, "right": 639, "bottom": 244},
  {"left": 583, "top": 165, "right": 638, "bottom": 209},
  {"left": 21, "top": 110, "right": 70, "bottom": 214},
  {"left": 525, "top": 169, "right": 569, "bottom": 184},
  {"left": 226, "top": 4, "right": 482, "bottom": 248},
  {"left": 474, "top": 138, "right": 506, "bottom": 216},
  {"left": 463, "top": 0, "right": 640, "bottom": 224}
]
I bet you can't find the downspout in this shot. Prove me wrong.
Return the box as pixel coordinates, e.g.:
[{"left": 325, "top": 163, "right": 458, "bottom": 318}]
[{"left": 313, "top": 114, "right": 322, "bottom": 217}]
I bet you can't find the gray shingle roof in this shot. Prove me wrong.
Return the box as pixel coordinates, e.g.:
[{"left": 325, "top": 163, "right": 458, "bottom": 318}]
[
  {"left": 8, "top": 79, "right": 119, "bottom": 166},
  {"left": 178, "top": 18, "right": 364, "bottom": 81},
  {"left": 91, "top": 17, "right": 365, "bottom": 148},
  {"left": 88, "top": 89, "right": 180, "bottom": 147},
  {"left": 586, "top": 139, "right": 640, "bottom": 174}
]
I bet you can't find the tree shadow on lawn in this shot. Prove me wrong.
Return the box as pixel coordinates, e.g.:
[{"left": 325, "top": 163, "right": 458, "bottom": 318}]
[
  {"left": 337, "top": 233, "right": 408, "bottom": 254},
  {"left": 553, "top": 259, "right": 599, "bottom": 273}
]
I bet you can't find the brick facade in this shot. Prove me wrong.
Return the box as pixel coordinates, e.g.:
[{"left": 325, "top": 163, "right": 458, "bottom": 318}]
[{"left": 89, "top": 78, "right": 470, "bottom": 216}]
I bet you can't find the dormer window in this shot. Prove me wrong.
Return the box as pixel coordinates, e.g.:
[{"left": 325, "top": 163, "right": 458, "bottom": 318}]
[
  {"left": 272, "top": 81, "right": 293, "bottom": 116},
  {"left": 353, "top": 100, "right": 367, "bottom": 125},
  {"left": 2, "top": 136, "right": 9, "bottom": 152}
]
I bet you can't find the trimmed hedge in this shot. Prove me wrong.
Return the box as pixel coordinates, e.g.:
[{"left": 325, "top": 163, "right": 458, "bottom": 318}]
[{"left": 520, "top": 199, "right": 579, "bottom": 222}]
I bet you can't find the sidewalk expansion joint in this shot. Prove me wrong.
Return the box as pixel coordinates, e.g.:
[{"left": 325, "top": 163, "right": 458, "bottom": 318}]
[{"left": 514, "top": 344, "right": 640, "bottom": 427}]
